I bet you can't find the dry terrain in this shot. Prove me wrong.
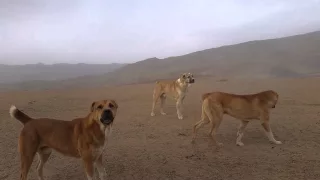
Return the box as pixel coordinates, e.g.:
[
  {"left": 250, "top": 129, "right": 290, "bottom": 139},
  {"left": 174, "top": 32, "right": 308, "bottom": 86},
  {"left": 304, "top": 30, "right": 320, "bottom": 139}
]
[{"left": 0, "top": 76, "right": 320, "bottom": 180}]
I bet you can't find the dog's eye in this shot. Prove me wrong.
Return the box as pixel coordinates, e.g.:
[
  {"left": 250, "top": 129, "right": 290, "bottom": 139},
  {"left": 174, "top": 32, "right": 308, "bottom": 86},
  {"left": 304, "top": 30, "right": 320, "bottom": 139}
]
[
  {"left": 97, "top": 105, "right": 103, "bottom": 109},
  {"left": 109, "top": 103, "right": 114, "bottom": 108}
]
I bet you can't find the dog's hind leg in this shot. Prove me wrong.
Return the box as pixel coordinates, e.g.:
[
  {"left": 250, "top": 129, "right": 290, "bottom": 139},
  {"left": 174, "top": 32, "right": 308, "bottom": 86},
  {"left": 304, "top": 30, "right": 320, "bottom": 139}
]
[
  {"left": 19, "top": 131, "right": 39, "bottom": 180},
  {"left": 205, "top": 103, "right": 223, "bottom": 147},
  {"left": 160, "top": 94, "right": 167, "bottom": 115},
  {"left": 192, "top": 100, "right": 210, "bottom": 142},
  {"left": 36, "top": 147, "right": 52, "bottom": 180},
  {"left": 236, "top": 120, "right": 249, "bottom": 146},
  {"left": 192, "top": 118, "right": 210, "bottom": 143}
]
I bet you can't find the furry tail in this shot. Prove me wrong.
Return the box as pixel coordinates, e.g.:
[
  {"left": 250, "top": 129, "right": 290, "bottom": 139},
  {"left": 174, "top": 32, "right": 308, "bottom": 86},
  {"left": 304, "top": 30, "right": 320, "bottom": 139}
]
[{"left": 9, "top": 105, "right": 33, "bottom": 124}]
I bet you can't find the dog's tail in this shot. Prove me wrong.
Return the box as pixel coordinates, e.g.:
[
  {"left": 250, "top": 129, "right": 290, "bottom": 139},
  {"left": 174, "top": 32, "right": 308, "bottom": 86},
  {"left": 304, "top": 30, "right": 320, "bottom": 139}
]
[{"left": 9, "top": 105, "right": 33, "bottom": 125}]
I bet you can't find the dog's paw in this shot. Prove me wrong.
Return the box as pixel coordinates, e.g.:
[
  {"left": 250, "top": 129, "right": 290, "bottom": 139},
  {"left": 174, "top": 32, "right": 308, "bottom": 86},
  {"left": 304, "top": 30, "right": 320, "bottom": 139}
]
[
  {"left": 151, "top": 112, "right": 155, "bottom": 117},
  {"left": 178, "top": 115, "right": 184, "bottom": 119},
  {"left": 236, "top": 142, "right": 244, "bottom": 146},
  {"left": 161, "top": 112, "right": 167, "bottom": 115},
  {"left": 274, "top": 141, "right": 282, "bottom": 145}
]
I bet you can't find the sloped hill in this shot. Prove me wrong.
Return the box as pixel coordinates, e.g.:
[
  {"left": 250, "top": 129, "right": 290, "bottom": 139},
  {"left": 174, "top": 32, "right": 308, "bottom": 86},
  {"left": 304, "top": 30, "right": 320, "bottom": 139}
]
[
  {"left": 1, "top": 30, "right": 320, "bottom": 91},
  {"left": 84, "top": 30, "right": 320, "bottom": 85}
]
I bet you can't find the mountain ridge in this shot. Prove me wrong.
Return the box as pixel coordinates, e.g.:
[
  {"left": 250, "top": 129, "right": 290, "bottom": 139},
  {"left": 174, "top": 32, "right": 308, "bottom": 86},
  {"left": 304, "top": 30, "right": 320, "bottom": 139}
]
[
  {"left": 1, "top": 30, "right": 320, "bottom": 91},
  {"left": 0, "top": 63, "right": 126, "bottom": 84}
]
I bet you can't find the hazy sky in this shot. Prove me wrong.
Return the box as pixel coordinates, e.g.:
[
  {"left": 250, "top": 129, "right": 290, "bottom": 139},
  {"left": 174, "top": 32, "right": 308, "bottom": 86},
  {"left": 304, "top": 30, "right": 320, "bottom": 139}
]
[{"left": 1, "top": 0, "right": 320, "bottom": 64}]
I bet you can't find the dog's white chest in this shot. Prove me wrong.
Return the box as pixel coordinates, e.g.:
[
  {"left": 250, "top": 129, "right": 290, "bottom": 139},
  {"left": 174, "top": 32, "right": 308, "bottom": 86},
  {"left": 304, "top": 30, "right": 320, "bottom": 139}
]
[
  {"left": 93, "top": 145, "right": 106, "bottom": 159},
  {"left": 93, "top": 127, "right": 112, "bottom": 159},
  {"left": 93, "top": 144, "right": 107, "bottom": 160}
]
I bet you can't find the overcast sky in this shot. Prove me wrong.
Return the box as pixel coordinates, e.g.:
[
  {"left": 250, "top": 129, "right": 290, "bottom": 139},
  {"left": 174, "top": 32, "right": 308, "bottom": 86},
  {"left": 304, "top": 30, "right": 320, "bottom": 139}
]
[{"left": 1, "top": 0, "right": 320, "bottom": 64}]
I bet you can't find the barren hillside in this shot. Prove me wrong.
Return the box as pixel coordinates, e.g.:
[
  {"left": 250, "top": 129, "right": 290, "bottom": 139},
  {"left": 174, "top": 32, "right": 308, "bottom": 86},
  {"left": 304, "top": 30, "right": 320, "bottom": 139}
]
[
  {"left": 1, "top": 30, "right": 320, "bottom": 91},
  {"left": 99, "top": 30, "right": 320, "bottom": 84},
  {"left": 65, "top": 30, "right": 320, "bottom": 87}
]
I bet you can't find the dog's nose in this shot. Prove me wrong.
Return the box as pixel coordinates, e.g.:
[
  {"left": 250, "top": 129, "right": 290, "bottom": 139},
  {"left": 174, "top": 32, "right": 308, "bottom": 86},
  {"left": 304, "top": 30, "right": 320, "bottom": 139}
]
[
  {"left": 104, "top": 109, "right": 112, "bottom": 114},
  {"left": 102, "top": 109, "right": 113, "bottom": 119}
]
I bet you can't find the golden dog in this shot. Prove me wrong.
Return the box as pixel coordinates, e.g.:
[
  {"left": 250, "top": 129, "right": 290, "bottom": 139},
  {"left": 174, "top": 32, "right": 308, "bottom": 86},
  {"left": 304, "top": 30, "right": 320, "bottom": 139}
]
[
  {"left": 9, "top": 100, "right": 118, "bottom": 180},
  {"left": 192, "top": 90, "right": 282, "bottom": 146},
  {"left": 151, "top": 73, "right": 195, "bottom": 119}
]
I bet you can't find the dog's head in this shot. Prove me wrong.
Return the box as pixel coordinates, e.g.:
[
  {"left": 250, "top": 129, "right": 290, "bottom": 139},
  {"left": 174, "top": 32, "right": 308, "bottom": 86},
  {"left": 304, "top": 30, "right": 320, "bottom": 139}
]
[
  {"left": 263, "top": 90, "right": 279, "bottom": 109},
  {"left": 90, "top": 100, "right": 118, "bottom": 126},
  {"left": 179, "top": 72, "right": 195, "bottom": 84}
]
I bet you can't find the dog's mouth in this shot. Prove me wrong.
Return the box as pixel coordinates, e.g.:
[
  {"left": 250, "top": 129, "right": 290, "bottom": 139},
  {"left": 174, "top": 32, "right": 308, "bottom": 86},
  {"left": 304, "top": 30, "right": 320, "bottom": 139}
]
[
  {"left": 100, "top": 118, "right": 113, "bottom": 125},
  {"left": 100, "top": 117, "right": 114, "bottom": 125},
  {"left": 100, "top": 110, "right": 114, "bottom": 125}
]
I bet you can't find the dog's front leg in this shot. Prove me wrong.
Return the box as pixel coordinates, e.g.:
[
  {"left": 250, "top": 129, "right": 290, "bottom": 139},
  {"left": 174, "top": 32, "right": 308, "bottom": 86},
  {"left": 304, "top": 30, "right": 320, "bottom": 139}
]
[
  {"left": 260, "top": 112, "right": 282, "bottom": 145},
  {"left": 95, "top": 155, "right": 107, "bottom": 180},
  {"left": 261, "top": 121, "right": 282, "bottom": 145},
  {"left": 176, "top": 98, "right": 183, "bottom": 119},
  {"left": 82, "top": 155, "right": 95, "bottom": 180}
]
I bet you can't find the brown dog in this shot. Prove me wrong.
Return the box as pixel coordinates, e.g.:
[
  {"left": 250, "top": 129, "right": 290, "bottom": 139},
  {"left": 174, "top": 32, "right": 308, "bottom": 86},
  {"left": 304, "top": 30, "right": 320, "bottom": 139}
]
[
  {"left": 192, "top": 90, "right": 282, "bottom": 146},
  {"left": 9, "top": 100, "right": 118, "bottom": 180},
  {"left": 151, "top": 73, "right": 195, "bottom": 119}
]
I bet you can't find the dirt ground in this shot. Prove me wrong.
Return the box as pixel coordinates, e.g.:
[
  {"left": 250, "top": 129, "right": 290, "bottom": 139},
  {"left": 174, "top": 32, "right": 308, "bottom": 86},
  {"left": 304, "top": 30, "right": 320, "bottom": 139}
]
[{"left": 1, "top": 77, "right": 320, "bottom": 180}]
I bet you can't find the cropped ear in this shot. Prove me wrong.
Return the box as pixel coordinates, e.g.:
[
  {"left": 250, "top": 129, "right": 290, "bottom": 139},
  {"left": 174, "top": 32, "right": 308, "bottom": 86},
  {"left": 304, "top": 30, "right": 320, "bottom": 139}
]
[
  {"left": 110, "top": 100, "right": 118, "bottom": 109},
  {"left": 90, "top": 102, "right": 96, "bottom": 112}
]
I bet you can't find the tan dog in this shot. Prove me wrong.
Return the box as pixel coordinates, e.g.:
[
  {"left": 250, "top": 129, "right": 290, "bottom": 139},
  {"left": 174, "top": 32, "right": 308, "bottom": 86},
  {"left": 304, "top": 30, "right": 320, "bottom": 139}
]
[
  {"left": 9, "top": 100, "right": 118, "bottom": 180},
  {"left": 151, "top": 73, "right": 195, "bottom": 119},
  {"left": 192, "top": 90, "right": 282, "bottom": 146}
]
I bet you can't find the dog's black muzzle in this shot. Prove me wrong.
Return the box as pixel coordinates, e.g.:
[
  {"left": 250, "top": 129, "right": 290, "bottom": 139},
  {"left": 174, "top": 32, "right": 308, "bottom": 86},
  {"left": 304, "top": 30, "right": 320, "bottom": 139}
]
[
  {"left": 190, "top": 78, "right": 195, "bottom": 83},
  {"left": 272, "top": 105, "right": 275, "bottom": 108},
  {"left": 100, "top": 109, "right": 114, "bottom": 125}
]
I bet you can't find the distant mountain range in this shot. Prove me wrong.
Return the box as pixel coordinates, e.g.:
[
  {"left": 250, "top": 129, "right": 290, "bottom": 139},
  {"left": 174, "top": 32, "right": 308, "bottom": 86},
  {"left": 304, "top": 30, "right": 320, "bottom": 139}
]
[
  {"left": 1, "top": 30, "right": 320, "bottom": 91},
  {"left": 0, "top": 63, "right": 125, "bottom": 84}
]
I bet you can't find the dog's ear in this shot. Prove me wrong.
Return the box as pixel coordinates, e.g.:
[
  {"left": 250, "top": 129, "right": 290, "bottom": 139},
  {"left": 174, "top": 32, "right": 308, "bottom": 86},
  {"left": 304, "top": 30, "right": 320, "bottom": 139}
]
[
  {"left": 90, "top": 101, "right": 96, "bottom": 112},
  {"left": 110, "top": 100, "right": 118, "bottom": 109},
  {"left": 181, "top": 73, "right": 186, "bottom": 79}
]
